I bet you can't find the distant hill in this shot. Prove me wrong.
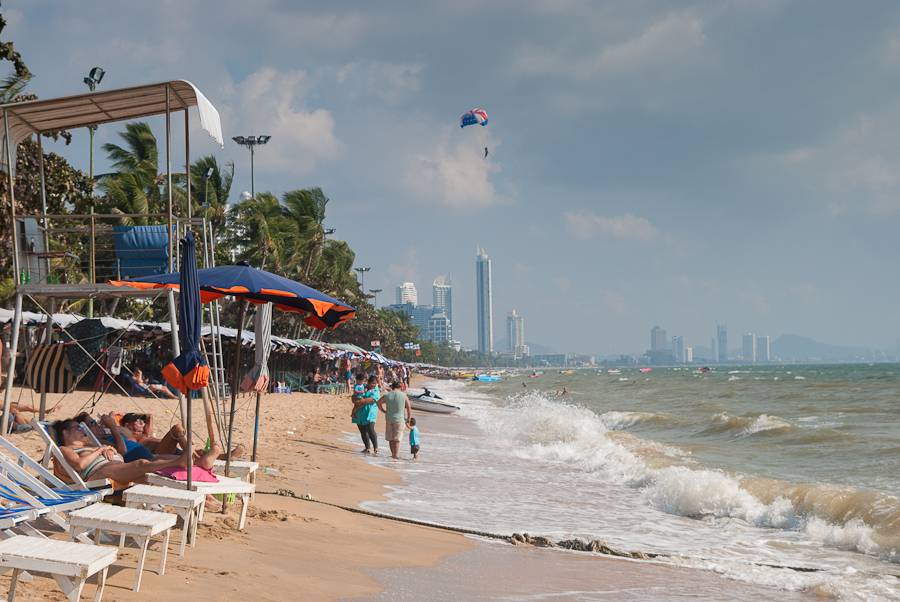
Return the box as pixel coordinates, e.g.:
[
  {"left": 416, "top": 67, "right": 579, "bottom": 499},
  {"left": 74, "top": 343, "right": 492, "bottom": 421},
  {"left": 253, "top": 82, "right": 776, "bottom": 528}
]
[{"left": 772, "top": 334, "right": 887, "bottom": 362}]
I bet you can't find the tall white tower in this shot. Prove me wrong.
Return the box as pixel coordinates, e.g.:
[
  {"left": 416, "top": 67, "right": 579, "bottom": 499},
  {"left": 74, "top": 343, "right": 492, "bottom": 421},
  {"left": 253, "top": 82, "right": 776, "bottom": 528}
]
[
  {"left": 395, "top": 282, "right": 418, "bottom": 305},
  {"left": 475, "top": 247, "right": 493, "bottom": 354}
]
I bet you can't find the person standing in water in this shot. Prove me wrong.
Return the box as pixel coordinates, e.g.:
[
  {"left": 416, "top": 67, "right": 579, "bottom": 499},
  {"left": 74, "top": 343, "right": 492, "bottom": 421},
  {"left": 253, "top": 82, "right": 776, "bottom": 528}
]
[{"left": 378, "top": 381, "right": 411, "bottom": 460}]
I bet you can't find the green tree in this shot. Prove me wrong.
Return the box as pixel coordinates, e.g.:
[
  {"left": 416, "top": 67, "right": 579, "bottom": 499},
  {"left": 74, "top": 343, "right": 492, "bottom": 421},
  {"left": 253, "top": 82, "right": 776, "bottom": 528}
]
[
  {"left": 280, "top": 187, "right": 329, "bottom": 280},
  {"left": 191, "top": 155, "right": 233, "bottom": 232}
]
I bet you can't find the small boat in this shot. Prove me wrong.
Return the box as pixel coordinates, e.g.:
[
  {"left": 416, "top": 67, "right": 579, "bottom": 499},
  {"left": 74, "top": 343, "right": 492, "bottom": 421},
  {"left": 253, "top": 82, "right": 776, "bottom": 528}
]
[
  {"left": 409, "top": 391, "right": 460, "bottom": 414},
  {"left": 607, "top": 368, "right": 621, "bottom": 375},
  {"left": 639, "top": 367, "right": 652, "bottom": 373},
  {"left": 559, "top": 369, "right": 576, "bottom": 375},
  {"left": 474, "top": 374, "right": 502, "bottom": 382}
]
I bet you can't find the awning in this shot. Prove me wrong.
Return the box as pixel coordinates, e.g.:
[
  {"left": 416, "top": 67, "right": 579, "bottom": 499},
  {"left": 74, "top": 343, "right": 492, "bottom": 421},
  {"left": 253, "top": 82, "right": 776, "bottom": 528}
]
[{"left": 0, "top": 80, "right": 223, "bottom": 171}]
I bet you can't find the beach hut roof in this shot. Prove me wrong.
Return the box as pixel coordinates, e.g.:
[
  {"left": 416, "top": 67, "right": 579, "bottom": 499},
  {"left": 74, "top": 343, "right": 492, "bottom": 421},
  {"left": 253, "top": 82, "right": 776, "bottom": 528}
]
[{"left": 0, "top": 80, "right": 223, "bottom": 154}]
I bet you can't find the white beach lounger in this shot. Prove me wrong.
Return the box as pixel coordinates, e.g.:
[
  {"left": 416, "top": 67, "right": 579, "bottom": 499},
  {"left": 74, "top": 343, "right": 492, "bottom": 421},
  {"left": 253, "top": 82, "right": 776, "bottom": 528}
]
[
  {"left": 123, "top": 484, "right": 204, "bottom": 557},
  {"left": 30, "top": 421, "right": 113, "bottom": 492},
  {"left": 146, "top": 472, "right": 254, "bottom": 530},
  {"left": 68, "top": 503, "right": 176, "bottom": 593},
  {"left": 212, "top": 459, "right": 259, "bottom": 482},
  {"left": 0, "top": 535, "right": 116, "bottom": 601}
]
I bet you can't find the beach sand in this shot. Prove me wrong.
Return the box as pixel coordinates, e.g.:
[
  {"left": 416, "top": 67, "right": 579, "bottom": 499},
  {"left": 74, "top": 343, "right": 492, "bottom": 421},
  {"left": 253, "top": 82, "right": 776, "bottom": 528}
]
[{"left": 0, "top": 383, "right": 811, "bottom": 601}]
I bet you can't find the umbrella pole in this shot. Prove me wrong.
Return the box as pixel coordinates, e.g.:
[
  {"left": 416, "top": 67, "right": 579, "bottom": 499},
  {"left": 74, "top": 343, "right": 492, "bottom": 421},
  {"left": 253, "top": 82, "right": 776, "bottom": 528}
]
[
  {"left": 225, "top": 300, "right": 248, "bottom": 478},
  {"left": 251, "top": 390, "right": 261, "bottom": 462},
  {"left": 185, "top": 392, "right": 193, "bottom": 490}
]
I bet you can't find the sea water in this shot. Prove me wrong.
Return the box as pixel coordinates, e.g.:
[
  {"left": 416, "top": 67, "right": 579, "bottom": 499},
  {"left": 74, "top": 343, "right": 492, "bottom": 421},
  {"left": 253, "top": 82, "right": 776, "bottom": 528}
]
[{"left": 362, "top": 365, "right": 900, "bottom": 600}]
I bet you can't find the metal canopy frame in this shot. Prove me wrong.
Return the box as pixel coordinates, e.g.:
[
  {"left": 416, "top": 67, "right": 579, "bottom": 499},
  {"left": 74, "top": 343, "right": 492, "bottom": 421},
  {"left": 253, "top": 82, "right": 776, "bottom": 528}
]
[{"left": 1, "top": 80, "right": 225, "bottom": 463}]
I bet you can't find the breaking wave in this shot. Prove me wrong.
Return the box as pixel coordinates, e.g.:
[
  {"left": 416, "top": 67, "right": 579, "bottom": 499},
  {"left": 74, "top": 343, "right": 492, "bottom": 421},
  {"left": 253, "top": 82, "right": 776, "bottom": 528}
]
[{"left": 482, "top": 392, "right": 900, "bottom": 564}]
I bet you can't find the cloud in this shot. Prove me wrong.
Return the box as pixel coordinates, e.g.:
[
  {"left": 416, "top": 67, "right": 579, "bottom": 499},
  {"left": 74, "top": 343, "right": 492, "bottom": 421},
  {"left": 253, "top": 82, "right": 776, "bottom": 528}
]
[
  {"left": 403, "top": 137, "right": 504, "bottom": 209},
  {"left": 599, "top": 289, "right": 628, "bottom": 314},
  {"left": 515, "top": 12, "right": 708, "bottom": 81},
  {"left": 226, "top": 67, "right": 340, "bottom": 175},
  {"left": 387, "top": 246, "right": 420, "bottom": 283},
  {"left": 770, "top": 110, "right": 900, "bottom": 214},
  {"left": 564, "top": 211, "right": 658, "bottom": 241},
  {"left": 336, "top": 61, "right": 424, "bottom": 104}
]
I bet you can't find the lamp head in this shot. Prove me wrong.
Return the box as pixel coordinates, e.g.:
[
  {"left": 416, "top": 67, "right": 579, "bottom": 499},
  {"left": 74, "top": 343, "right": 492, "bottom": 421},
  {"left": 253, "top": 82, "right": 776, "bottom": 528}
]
[
  {"left": 324, "top": 228, "right": 336, "bottom": 235},
  {"left": 257, "top": 135, "right": 271, "bottom": 145},
  {"left": 205, "top": 167, "right": 214, "bottom": 179},
  {"left": 232, "top": 135, "right": 247, "bottom": 145}
]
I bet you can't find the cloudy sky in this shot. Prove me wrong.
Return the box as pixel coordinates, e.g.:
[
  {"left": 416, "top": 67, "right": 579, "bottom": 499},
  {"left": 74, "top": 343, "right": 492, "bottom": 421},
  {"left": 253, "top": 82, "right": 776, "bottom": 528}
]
[{"left": 8, "top": 0, "right": 900, "bottom": 354}]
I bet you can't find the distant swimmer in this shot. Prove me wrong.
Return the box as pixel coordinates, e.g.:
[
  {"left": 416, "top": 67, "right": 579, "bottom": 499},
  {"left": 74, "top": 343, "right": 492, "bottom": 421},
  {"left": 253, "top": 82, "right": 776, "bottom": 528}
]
[{"left": 484, "top": 146, "right": 489, "bottom": 159}]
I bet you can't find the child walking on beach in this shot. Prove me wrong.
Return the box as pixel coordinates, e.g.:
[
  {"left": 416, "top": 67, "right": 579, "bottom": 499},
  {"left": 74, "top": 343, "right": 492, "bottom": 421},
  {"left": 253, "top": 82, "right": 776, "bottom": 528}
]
[{"left": 408, "top": 417, "right": 420, "bottom": 460}]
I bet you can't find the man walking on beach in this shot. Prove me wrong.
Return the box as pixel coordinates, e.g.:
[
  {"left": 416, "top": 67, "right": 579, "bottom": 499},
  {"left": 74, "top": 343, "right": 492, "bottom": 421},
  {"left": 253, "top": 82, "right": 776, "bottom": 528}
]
[{"left": 379, "top": 381, "right": 412, "bottom": 460}]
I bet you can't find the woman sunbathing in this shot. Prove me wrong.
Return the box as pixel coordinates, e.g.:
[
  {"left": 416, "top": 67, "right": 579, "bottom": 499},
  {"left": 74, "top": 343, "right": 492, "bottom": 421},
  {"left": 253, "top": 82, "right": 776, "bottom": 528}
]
[
  {"left": 132, "top": 369, "right": 178, "bottom": 399},
  {"left": 53, "top": 418, "right": 220, "bottom": 484}
]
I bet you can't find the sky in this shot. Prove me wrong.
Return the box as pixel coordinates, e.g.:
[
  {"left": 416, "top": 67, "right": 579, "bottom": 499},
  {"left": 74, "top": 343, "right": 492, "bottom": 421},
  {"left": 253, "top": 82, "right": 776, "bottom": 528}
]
[{"left": 7, "top": 0, "right": 900, "bottom": 355}]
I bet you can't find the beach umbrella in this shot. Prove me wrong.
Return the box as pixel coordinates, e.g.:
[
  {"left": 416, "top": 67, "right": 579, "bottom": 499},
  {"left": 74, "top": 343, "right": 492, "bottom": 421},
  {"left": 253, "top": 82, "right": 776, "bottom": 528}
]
[
  {"left": 110, "top": 263, "right": 356, "bottom": 476},
  {"left": 161, "top": 232, "right": 209, "bottom": 395},
  {"left": 111, "top": 263, "right": 355, "bottom": 329},
  {"left": 161, "top": 231, "right": 209, "bottom": 489},
  {"left": 240, "top": 302, "right": 272, "bottom": 463}
]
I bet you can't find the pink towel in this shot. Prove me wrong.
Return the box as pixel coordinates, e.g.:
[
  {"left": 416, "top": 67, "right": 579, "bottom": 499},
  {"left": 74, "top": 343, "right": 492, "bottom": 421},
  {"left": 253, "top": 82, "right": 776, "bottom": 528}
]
[{"left": 156, "top": 465, "right": 219, "bottom": 483}]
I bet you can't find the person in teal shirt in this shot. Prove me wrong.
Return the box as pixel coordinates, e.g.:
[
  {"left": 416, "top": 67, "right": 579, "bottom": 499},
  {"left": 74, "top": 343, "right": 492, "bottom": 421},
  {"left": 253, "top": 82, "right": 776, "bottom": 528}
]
[
  {"left": 351, "top": 374, "right": 380, "bottom": 454},
  {"left": 408, "top": 416, "right": 420, "bottom": 460}
]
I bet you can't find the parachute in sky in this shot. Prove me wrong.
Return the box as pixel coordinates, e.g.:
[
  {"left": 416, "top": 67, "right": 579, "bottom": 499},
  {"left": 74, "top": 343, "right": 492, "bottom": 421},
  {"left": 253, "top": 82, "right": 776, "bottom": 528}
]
[{"left": 460, "top": 108, "right": 488, "bottom": 128}]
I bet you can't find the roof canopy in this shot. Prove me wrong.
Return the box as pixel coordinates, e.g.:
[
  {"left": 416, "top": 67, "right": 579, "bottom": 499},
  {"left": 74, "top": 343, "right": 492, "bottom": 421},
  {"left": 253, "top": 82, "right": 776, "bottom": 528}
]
[{"left": 0, "top": 80, "right": 223, "bottom": 149}]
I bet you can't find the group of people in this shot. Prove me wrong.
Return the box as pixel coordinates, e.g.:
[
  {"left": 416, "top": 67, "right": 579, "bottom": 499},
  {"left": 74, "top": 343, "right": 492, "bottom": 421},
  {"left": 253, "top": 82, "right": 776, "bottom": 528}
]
[
  {"left": 350, "top": 372, "right": 420, "bottom": 460},
  {"left": 49, "top": 411, "right": 239, "bottom": 485}
]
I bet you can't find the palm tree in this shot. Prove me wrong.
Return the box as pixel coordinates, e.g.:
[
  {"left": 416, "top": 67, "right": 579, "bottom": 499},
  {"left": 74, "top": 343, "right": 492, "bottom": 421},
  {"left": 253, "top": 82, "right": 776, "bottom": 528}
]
[
  {"left": 190, "top": 155, "right": 233, "bottom": 232},
  {"left": 226, "top": 192, "right": 290, "bottom": 271},
  {"left": 280, "top": 187, "right": 329, "bottom": 279},
  {"left": 98, "top": 122, "right": 185, "bottom": 221}
]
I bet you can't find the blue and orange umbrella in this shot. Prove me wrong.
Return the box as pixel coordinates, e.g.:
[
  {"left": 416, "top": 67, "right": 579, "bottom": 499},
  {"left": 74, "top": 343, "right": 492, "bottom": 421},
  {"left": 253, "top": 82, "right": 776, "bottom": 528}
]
[
  {"left": 110, "top": 263, "right": 356, "bottom": 329},
  {"left": 111, "top": 253, "right": 357, "bottom": 479}
]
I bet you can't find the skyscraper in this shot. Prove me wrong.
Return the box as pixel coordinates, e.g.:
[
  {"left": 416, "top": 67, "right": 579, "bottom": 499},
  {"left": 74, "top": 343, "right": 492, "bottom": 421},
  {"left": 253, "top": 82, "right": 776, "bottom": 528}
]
[
  {"left": 507, "top": 309, "right": 527, "bottom": 356},
  {"left": 396, "top": 282, "right": 418, "bottom": 305},
  {"left": 475, "top": 247, "right": 493, "bottom": 354},
  {"left": 756, "top": 335, "right": 771, "bottom": 363},
  {"left": 650, "top": 326, "right": 668, "bottom": 351},
  {"left": 742, "top": 333, "right": 757, "bottom": 363},
  {"left": 672, "top": 336, "right": 685, "bottom": 363},
  {"left": 717, "top": 324, "right": 728, "bottom": 363},
  {"left": 432, "top": 276, "right": 453, "bottom": 331}
]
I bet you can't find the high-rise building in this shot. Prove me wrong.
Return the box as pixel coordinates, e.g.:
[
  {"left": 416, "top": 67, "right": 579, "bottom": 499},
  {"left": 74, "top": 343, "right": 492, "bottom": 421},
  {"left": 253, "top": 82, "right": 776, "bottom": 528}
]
[
  {"left": 685, "top": 346, "right": 694, "bottom": 363},
  {"left": 672, "top": 336, "right": 685, "bottom": 363},
  {"left": 717, "top": 324, "right": 728, "bottom": 363},
  {"left": 396, "top": 282, "right": 418, "bottom": 305},
  {"left": 432, "top": 277, "right": 453, "bottom": 331},
  {"left": 711, "top": 337, "right": 717, "bottom": 363},
  {"left": 756, "top": 335, "right": 771, "bottom": 363},
  {"left": 507, "top": 310, "right": 527, "bottom": 356},
  {"left": 650, "top": 326, "right": 668, "bottom": 351},
  {"left": 742, "top": 333, "right": 757, "bottom": 363},
  {"left": 427, "top": 311, "right": 452, "bottom": 345},
  {"left": 476, "top": 247, "right": 493, "bottom": 354}
]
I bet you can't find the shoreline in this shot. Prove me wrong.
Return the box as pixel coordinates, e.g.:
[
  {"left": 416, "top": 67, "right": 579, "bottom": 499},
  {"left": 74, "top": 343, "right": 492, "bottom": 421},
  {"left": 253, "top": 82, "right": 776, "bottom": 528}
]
[{"left": 2, "top": 381, "right": 813, "bottom": 600}]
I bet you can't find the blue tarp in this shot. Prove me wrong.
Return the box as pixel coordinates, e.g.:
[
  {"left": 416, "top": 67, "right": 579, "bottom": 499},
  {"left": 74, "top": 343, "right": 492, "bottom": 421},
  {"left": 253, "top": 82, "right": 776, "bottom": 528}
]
[{"left": 112, "top": 225, "right": 170, "bottom": 278}]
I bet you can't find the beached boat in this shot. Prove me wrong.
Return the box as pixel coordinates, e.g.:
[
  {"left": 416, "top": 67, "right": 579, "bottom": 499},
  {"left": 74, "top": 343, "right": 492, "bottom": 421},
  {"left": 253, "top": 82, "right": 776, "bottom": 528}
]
[{"left": 409, "top": 391, "right": 460, "bottom": 414}]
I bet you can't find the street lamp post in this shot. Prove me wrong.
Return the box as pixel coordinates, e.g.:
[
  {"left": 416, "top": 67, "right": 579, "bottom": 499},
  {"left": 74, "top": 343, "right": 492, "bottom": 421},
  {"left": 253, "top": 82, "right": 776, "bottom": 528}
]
[
  {"left": 354, "top": 266, "right": 371, "bottom": 291},
  {"left": 368, "top": 288, "right": 382, "bottom": 307},
  {"left": 83, "top": 67, "right": 104, "bottom": 318},
  {"left": 232, "top": 135, "right": 271, "bottom": 200}
]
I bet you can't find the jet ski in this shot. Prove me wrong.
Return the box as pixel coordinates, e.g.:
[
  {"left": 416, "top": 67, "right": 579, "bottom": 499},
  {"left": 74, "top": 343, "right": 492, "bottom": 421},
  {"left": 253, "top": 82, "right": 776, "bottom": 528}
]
[{"left": 409, "top": 389, "right": 460, "bottom": 414}]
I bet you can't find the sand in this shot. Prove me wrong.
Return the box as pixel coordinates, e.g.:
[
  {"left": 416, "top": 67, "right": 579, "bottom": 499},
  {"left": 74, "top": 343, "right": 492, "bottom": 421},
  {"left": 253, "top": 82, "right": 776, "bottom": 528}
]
[{"left": 0, "top": 382, "right": 809, "bottom": 601}]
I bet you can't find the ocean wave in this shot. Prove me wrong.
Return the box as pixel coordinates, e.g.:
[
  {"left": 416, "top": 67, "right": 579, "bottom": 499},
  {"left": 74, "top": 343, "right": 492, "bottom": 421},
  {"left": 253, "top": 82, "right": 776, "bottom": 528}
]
[
  {"left": 483, "top": 391, "right": 900, "bottom": 563},
  {"left": 702, "top": 412, "right": 794, "bottom": 437},
  {"left": 599, "top": 410, "right": 674, "bottom": 430}
]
